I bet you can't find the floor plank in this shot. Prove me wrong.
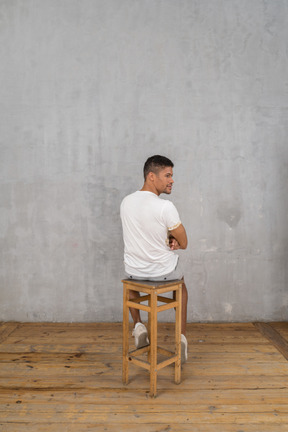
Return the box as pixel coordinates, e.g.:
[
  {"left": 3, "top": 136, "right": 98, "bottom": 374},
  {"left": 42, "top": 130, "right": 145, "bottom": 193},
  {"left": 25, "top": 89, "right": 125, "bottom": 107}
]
[
  {"left": 0, "top": 388, "right": 287, "bottom": 404},
  {"left": 1, "top": 424, "right": 288, "bottom": 432}
]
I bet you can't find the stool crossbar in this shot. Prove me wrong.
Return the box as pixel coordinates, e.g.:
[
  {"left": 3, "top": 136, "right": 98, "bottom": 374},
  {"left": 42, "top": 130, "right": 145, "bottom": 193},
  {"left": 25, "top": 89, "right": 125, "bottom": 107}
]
[{"left": 122, "top": 278, "right": 182, "bottom": 397}]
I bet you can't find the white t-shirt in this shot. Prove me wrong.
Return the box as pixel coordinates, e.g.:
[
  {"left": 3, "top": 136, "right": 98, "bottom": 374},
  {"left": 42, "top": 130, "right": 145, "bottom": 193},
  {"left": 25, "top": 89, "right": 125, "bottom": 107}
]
[{"left": 120, "top": 191, "right": 181, "bottom": 277}]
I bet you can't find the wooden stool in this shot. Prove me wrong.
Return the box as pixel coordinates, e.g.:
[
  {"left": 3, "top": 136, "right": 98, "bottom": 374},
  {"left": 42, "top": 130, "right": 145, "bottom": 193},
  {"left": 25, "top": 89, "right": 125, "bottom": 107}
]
[{"left": 122, "top": 278, "right": 182, "bottom": 397}]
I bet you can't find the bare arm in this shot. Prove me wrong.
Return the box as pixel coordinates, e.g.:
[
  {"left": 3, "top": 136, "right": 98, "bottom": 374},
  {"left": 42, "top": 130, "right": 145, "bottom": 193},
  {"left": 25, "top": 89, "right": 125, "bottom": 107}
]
[{"left": 169, "top": 224, "right": 188, "bottom": 250}]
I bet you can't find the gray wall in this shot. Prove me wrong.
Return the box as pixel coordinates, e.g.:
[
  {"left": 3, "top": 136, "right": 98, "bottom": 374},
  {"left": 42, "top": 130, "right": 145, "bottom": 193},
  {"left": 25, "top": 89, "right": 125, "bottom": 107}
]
[{"left": 1, "top": 0, "right": 288, "bottom": 322}]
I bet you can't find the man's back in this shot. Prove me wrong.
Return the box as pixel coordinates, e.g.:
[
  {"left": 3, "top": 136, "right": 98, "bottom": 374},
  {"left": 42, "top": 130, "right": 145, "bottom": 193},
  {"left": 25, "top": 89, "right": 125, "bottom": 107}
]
[{"left": 120, "top": 190, "right": 180, "bottom": 278}]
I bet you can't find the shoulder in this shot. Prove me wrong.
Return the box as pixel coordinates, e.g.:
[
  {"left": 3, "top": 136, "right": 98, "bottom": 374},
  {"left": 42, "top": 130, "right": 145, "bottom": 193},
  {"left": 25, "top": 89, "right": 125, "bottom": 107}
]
[
  {"left": 121, "top": 191, "right": 138, "bottom": 204},
  {"left": 121, "top": 191, "right": 145, "bottom": 212},
  {"left": 160, "top": 199, "right": 178, "bottom": 211},
  {"left": 160, "top": 199, "right": 180, "bottom": 222}
]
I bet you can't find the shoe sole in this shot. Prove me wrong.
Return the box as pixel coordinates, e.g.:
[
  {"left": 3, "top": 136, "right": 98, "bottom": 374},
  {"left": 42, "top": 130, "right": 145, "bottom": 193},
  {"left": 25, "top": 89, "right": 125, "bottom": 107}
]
[
  {"left": 181, "top": 340, "right": 187, "bottom": 364},
  {"left": 136, "top": 332, "right": 149, "bottom": 349}
]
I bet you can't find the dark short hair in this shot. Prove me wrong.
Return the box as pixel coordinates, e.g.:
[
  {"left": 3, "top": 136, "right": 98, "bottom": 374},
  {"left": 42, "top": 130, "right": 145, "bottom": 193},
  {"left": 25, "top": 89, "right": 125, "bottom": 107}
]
[{"left": 143, "top": 155, "right": 174, "bottom": 180}]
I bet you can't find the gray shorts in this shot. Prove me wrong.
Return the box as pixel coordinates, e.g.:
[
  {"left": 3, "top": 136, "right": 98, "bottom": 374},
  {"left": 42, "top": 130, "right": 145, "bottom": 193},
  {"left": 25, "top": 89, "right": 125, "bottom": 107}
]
[{"left": 125, "top": 258, "right": 184, "bottom": 282}]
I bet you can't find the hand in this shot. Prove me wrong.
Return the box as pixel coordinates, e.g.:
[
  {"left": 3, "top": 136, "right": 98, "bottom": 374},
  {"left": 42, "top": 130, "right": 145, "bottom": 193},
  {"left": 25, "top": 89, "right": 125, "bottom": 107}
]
[{"left": 169, "top": 236, "right": 181, "bottom": 250}]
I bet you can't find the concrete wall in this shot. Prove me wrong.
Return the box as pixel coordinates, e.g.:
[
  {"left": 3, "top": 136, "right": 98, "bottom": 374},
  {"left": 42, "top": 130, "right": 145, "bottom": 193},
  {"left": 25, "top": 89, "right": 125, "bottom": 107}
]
[{"left": 1, "top": 0, "right": 287, "bottom": 322}]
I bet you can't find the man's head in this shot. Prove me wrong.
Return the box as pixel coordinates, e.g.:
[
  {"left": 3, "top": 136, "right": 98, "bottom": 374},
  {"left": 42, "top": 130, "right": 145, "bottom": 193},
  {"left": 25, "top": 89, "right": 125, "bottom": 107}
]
[
  {"left": 143, "top": 155, "right": 174, "bottom": 180},
  {"left": 143, "top": 155, "right": 174, "bottom": 195}
]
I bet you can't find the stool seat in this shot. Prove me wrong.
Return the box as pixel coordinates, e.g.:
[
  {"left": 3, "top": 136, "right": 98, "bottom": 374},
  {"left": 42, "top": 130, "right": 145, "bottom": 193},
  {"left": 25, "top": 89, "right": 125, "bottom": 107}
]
[{"left": 122, "top": 278, "right": 182, "bottom": 397}]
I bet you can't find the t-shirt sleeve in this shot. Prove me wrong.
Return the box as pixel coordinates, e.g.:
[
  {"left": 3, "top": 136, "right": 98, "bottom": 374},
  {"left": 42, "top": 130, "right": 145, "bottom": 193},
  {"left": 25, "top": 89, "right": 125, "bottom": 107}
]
[{"left": 162, "top": 201, "right": 181, "bottom": 231}]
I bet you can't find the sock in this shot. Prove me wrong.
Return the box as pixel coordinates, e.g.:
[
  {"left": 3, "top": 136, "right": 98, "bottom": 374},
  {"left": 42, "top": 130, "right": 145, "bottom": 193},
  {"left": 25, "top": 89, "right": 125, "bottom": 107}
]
[{"left": 135, "top": 322, "right": 143, "bottom": 330}]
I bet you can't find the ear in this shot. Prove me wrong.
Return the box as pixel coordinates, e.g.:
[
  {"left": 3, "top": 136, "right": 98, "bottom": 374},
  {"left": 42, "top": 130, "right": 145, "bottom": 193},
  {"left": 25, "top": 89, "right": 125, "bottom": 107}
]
[{"left": 147, "top": 171, "right": 156, "bottom": 182}]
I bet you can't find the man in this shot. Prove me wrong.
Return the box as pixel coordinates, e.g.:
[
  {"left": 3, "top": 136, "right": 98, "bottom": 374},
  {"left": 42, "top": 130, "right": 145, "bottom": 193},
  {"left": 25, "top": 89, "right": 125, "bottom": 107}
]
[{"left": 120, "top": 155, "right": 188, "bottom": 363}]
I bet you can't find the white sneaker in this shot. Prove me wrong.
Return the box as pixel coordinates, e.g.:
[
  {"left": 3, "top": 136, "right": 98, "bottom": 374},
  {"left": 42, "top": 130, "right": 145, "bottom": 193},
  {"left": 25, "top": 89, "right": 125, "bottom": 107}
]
[
  {"left": 132, "top": 323, "right": 149, "bottom": 349},
  {"left": 181, "top": 334, "right": 188, "bottom": 364}
]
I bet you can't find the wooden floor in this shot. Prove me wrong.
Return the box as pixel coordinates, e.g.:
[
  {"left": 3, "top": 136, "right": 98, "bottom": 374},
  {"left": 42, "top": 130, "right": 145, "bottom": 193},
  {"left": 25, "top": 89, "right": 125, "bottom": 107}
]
[{"left": 0, "top": 321, "right": 288, "bottom": 431}]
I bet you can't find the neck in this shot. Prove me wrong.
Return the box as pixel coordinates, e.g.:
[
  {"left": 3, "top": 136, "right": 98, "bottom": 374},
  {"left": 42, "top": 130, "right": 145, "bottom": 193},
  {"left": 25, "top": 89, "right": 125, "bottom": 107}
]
[{"left": 140, "top": 183, "right": 159, "bottom": 196}]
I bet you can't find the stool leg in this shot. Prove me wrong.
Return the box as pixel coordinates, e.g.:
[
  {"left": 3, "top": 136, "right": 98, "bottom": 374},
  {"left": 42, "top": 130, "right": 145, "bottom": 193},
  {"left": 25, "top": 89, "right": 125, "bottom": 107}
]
[
  {"left": 122, "top": 283, "right": 129, "bottom": 385},
  {"left": 150, "top": 289, "right": 157, "bottom": 397},
  {"left": 175, "top": 285, "right": 182, "bottom": 384},
  {"left": 147, "top": 293, "right": 151, "bottom": 363}
]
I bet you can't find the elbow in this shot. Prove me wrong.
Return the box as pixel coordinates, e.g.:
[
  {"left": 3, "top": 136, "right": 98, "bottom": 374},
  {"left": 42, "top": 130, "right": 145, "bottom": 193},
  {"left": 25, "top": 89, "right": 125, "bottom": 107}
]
[{"left": 181, "top": 240, "right": 188, "bottom": 250}]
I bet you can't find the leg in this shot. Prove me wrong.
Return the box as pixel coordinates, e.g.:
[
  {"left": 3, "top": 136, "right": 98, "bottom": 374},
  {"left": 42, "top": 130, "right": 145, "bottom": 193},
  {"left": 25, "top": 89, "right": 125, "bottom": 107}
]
[
  {"left": 129, "top": 289, "right": 149, "bottom": 349},
  {"left": 129, "top": 289, "right": 142, "bottom": 326},
  {"left": 173, "top": 278, "right": 188, "bottom": 336},
  {"left": 181, "top": 279, "right": 188, "bottom": 336},
  {"left": 148, "top": 294, "right": 151, "bottom": 361}
]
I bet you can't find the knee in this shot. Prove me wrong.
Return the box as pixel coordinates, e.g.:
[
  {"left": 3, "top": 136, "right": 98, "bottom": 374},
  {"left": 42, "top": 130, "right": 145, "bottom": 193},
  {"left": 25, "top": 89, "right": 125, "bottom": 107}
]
[{"left": 129, "top": 290, "right": 139, "bottom": 300}]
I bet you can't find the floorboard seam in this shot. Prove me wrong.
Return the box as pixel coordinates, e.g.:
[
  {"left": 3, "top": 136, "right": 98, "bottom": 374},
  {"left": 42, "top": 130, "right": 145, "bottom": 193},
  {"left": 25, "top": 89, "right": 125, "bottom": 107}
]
[
  {"left": 253, "top": 322, "right": 288, "bottom": 362},
  {"left": 0, "top": 322, "right": 21, "bottom": 345}
]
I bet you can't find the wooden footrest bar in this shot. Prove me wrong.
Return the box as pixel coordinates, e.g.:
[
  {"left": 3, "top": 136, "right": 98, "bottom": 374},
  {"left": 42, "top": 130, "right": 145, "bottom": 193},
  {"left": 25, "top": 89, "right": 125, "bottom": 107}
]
[
  {"left": 157, "top": 301, "right": 178, "bottom": 312},
  {"left": 128, "top": 346, "right": 150, "bottom": 357},
  {"left": 157, "top": 346, "right": 175, "bottom": 357},
  {"left": 127, "top": 345, "right": 179, "bottom": 372},
  {"left": 126, "top": 300, "right": 179, "bottom": 313},
  {"left": 126, "top": 301, "right": 150, "bottom": 312},
  {"left": 128, "top": 356, "right": 150, "bottom": 370},
  {"left": 157, "top": 355, "right": 179, "bottom": 371}
]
